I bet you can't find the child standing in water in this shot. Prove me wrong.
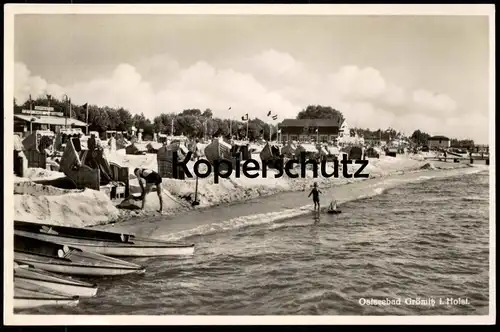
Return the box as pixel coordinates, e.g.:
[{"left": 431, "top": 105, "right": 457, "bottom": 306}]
[{"left": 308, "top": 182, "right": 322, "bottom": 212}]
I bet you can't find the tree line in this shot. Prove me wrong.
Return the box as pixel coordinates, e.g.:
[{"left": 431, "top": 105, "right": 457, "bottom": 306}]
[
  {"left": 409, "top": 129, "right": 475, "bottom": 148},
  {"left": 14, "top": 98, "right": 345, "bottom": 141},
  {"left": 14, "top": 97, "right": 288, "bottom": 140},
  {"left": 13, "top": 97, "right": 474, "bottom": 146}
]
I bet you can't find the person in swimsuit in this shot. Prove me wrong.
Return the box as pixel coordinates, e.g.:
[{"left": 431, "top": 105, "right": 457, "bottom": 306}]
[
  {"left": 133, "top": 168, "right": 164, "bottom": 212},
  {"left": 308, "top": 182, "right": 322, "bottom": 212}
]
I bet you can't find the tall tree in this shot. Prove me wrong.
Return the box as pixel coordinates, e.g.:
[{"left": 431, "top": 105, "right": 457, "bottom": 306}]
[
  {"left": 297, "top": 105, "right": 344, "bottom": 123},
  {"left": 410, "top": 129, "right": 431, "bottom": 146},
  {"left": 202, "top": 108, "right": 213, "bottom": 118},
  {"left": 181, "top": 109, "right": 202, "bottom": 117}
]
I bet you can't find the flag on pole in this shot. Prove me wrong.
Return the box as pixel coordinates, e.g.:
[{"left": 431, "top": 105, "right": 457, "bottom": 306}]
[
  {"left": 315, "top": 128, "right": 318, "bottom": 133},
  {"left": 272, "top": 115, "right": 278, "bottom": 120},
  {"left": 83, "top": 103, "right": 89, "bottom": 134},
  {"left": 267, "top": 110, "right": 272, "bottom": 117},
  {"left": 241, "top": 113, "right": 249, "bottom": 121}
]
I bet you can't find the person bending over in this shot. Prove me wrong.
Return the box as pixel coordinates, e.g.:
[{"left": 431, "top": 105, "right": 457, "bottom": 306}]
[{"left": 133, "top": 168, "right": 164, "bottom": 212}]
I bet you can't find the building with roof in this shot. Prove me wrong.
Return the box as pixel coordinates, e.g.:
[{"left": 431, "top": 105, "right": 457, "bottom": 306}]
[
  {"left": 338, "top": 120, "right": 350, "bottom": 138},
  {"left": 14, "top": 107, "right": 87, "bottom": 136},
  {"left": 364, "top": 135, "right": 381, "bottom": 146},
  {"left": 278, "top": 118, "right": 343, "bottom": 143},
  {"left": 428, "top": 135, "right": 451, "bottom": 149}
]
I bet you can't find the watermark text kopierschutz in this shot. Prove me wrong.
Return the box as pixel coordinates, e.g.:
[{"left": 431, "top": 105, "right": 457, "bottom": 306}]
[{"left": 172, "top": 152, "right": 370, "bottom": 184}]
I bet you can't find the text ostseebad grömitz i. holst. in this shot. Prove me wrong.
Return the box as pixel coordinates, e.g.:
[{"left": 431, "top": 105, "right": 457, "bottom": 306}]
[{"left": 358, "top": 297, "right": 471, "bottom": 307}]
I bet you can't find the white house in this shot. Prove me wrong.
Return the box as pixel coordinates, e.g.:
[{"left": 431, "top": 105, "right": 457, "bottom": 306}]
[
  {"left": 338, "top": 120, "right": 350, "bottom": 138},
  {"left": 428, "top": 135, "right": 451, "bottom": 149}
]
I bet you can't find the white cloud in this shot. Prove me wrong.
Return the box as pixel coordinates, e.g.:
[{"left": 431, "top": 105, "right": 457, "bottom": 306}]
[
  {"left": 329, "top": 66, "right": 387, "bottom": 100},
  {"left": 412, "top": 89, "right": 457, "bottom": 114},
  {"left": 242, "top": 49, "right": 307, "bottom": 80},
  {"left": 13, "top": 49, "right": 488, "bottom": 142},
  {"left": 444, "top": 112, "right": 489, "bottom": 142},
  {"left": 14, "top": 62, "right": 65, "bottom": 102},
  {"left": 382, "top": 84, "right": 406, "bottom": 107}
]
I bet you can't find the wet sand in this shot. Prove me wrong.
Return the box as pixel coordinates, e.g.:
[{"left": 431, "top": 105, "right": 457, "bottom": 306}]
[{"left": 96, "top": 162, "right": 484, "bottom": 239}]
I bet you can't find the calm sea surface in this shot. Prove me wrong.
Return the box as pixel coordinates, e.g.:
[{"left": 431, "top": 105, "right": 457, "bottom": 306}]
[{"left": 24, "top": 170, "right": 490, "bottom": 315}]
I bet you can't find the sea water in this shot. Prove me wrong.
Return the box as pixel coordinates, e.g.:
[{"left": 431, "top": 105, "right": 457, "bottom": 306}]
[{"left": 24, "top": 170, "right": 489, "bottom": 315}]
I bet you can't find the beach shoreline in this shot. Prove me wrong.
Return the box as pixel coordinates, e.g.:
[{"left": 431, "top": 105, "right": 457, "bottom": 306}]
[
  {"left": 93, "top": 159, "right": 486, "bottom": 241},
  {"left": 13, "top": 154, "right": 476, "bottom": 230}
]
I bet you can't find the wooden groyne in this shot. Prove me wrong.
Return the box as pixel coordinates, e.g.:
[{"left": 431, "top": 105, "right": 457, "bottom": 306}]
[{"left": 423, "top": 156, "right": 490, "bottom": 165}]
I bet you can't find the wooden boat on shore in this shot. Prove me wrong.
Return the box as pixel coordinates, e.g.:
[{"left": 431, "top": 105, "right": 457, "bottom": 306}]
[
  {"left": 14, "top": 262, "right": 98, "bottom": 297},
  {"left": 14, "top": 279, "right": 80, "bottom": 310},
  {"left": 14, "top": 220, "right": 195, "bottom": 257},
  {"left": 14, "top": 233, "right": 146, "bottom": 276}
]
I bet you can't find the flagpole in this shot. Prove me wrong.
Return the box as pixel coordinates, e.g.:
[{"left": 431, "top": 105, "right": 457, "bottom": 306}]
[
  {"left": 63, "top": 95, "right": 68, "bottom": 128},
  {"left": 228, "top": 107, "right": 232, "bottom": 140},
  {"left": 28, "top": 95, "right": 33, "bottom": 134},
  {"left": 171, "top": 118, "right": 174, "bottom": 136},
  {"left": 246, "top": 118, "right": 249, "bottom": 141},
  {"left": 85, "top": 104, "right": 89, "bottom": 135},
  {"left": 317, "top": 128, "right": 319, "bottom": 143}
]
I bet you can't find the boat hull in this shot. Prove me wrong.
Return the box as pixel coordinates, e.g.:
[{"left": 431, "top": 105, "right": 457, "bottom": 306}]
[
  {"left": 14, "top": 221, "right": 195, "bottom": 257},
  {"left": 69, "top": 243, "right": 195, "bottom": 257},
  {"left": 15, "top": 252, "right": 145, "bottom": 277},
  {"left": 14, "top": 298, "right": 79, "bottom": 310},
  {"left": 14, "top": 282, "right": 80, "bottom": 310},
  {"left": 15, "top": 266, "right": 98, "bottom": 297},
  {"left": 14, "top": 234, "right": 146, "bottom": 277}
]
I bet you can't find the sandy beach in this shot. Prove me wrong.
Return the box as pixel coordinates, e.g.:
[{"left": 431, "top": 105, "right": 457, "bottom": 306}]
[
  {"left": 13, "top": 150, "right": 474, "bottom": 229},
  {"left": 8, "top": 8, "right": 493, "bottom": 320}
]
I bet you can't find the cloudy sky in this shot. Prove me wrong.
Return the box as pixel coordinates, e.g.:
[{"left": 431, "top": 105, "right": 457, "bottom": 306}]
[{"left": 14, "top": 14, "right": 490, "bottom": 143}]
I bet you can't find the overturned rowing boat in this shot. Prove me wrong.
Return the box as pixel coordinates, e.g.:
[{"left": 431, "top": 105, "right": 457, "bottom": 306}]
[
  {"left": 14, "top": 262, "right": 98, "bottom": 297},
  {"left": 14, "top": 233, "right": 146, "bottom": 276},
  {"left": 14, "top": 279, "right": 80, "bottom": 310},
  {"left": 14, "top": 220, "right": 195, "bottom": 257}
]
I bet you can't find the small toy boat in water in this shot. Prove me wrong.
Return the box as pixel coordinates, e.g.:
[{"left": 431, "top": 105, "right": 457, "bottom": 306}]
[{"left": 327, "top": 201, "right": 342, "bottom": 214}]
